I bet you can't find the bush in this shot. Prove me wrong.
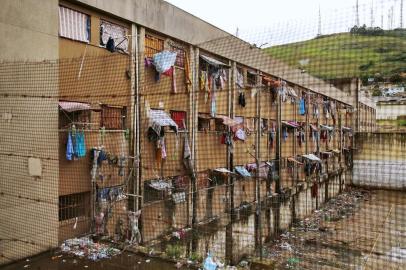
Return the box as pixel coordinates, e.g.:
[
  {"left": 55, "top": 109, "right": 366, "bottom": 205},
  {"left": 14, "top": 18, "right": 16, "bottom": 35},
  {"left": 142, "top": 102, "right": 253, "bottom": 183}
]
[
  {"left": 398, "top": 119, "right": 406, "bottom": 127},
  {"left": 189, "top": 252, "right": 203, "bottom": 262},
  {"left": 359, "top": 61, "right": 374, "bottom": 71},
  {"left": 165, "top": 244, "right": 184, "bottom": 259},
  {"left": 389, "top": 73, "right": 404, "bottom": 83},
  {"left": 372, "top": 89, "right": 382, "bottom": 96},
  {"left": 350, "top": 25, "right": 384, "bottom": 36}
]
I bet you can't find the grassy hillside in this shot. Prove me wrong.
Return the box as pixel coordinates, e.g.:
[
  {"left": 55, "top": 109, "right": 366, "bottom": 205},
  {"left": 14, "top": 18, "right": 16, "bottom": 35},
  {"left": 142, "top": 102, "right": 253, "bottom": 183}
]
[{"left": 264, "top": 30, "right": 406, "bottom": 80}]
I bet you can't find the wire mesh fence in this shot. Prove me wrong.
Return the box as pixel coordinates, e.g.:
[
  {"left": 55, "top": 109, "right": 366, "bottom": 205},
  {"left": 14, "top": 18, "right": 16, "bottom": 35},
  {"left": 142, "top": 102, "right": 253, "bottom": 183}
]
[{"left": 0, "top": 1, "right": 405, "bottom": 269}]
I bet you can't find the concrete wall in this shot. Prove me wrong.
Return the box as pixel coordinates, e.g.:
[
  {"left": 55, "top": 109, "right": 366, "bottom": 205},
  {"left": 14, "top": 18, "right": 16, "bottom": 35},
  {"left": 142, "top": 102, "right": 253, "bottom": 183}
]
[
  {"left": 71, "top": 0, "right": 229, "bottom": 45},
  {"left": 0, "top": 0, "right": 59, "bottom": 265},
  {"left": 353, "top": 132, "right": 406, "bottom": 190},
  {"left": 376, "top": 104, "right": 406, "bottom": 120}
]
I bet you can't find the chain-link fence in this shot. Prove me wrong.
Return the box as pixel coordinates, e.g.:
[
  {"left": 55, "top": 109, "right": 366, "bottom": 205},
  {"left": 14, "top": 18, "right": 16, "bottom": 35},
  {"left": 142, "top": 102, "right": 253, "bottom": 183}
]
[{"left": 1, "top": 1, "right": 405, "bottom": 269}]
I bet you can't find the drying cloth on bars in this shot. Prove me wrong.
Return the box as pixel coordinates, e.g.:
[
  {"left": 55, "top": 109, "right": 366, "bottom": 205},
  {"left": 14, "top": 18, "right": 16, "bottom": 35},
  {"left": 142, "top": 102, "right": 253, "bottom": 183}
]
[
  {"left": 299, "top": 98, "right": 306, "bottom": 115},
  {"left": 66, "top": 132, "right": 74, "bottom": 161},
  {"left": 152, "top": 51, "right": 177, "bottom": 73}
]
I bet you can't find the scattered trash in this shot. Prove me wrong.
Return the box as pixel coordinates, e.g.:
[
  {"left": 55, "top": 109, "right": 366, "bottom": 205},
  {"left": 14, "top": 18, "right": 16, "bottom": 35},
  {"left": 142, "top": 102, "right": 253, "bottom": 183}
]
[
  {"left": 239, "top": 260, "right": 249, "bottom": 267},
  {"left": 60, "top": 236, "right": 121, "bottom": 261},
  {"left": 23, "top": 265, "right": 29, "bottom": 268},
  {"left": 203, "top": 253, "right": 217, "bottom": 270},
  {"left": 203, "top": 252, "right": 224, "bottom": 270},
  {"left": 145, "top": 259, "right": 150, "bottom": 263},
  {"left": 264, "top": 188, "right": 371, "bottom": 267},
  {"left": 280, "top": 242, "right": 293, "bottom": 252}
]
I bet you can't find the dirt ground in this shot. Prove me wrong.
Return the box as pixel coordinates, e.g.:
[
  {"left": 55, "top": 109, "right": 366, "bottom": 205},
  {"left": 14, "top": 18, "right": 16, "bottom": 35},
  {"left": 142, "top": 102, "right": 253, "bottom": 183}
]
[{"left": 263, "top": 188, "right": 406, "bottom": 270}]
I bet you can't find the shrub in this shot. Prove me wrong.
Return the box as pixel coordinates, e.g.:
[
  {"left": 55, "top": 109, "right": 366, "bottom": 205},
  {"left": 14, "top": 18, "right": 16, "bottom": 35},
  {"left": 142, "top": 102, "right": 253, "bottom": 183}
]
[{"left": 165, "top": 244, "right": 184, "bottom": 259}]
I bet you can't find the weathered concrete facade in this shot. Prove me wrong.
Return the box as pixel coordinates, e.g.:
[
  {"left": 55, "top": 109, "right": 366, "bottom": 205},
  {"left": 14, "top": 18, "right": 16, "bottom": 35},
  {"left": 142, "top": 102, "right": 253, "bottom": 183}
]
[{"left": 0, "top": 0, "right": 59, "bottom": 265}]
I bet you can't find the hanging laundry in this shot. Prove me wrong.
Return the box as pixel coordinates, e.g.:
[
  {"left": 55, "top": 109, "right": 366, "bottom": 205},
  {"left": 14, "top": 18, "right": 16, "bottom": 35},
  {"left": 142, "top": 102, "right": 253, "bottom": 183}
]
[
  {"left": 152, "top": 51, "right": 177, "bottom": 74},
  {"left": 118, "top": 156, "right": 126, "bottom": 177},
  {"left": 299, "top": 98, "right": 306, "bottom": 115},
  {"left": 210, "top": 84, "right": 217, "bottom": 117},
  {"left": 311, "top": 183, "right": 319, "bottom": 198},
  {"left": 75, "top": 131, "right": 86, "bottom": 158},
  {"left": 184, "top": 53, "right": 192, "bottom": 92},
  {"left": 234, "top": 128, "right": 246, "bottom": 141},
  {"left": 106, "top": 37, "right": 115, "bottom": 52},
  {"left": 66, "top": 132, "right": 74, "bottom": 161},
  {"left": 269, "top": 127, "right": 276, "bottom": 149},
  {"left": 97, "top": 149, "right": 108, "bottom": 165},
  {"left": 238, "top": 92, "right": 246, "bottom": 107},
  {"left": 283, "top": 128, "right": 288, "bottom": 141},
  {"left": 171, "top": 66, "right": 177, "bottom": 93},
  {"left": 161, "top": 138, "right": 167, "bottom": 159},
  {"left": 144, "top": 57, "right": 153, "bottom": 67},
  {"left": 200, "top": 71, "right": 208, "bottom": 91},
  {"left": 218, "top": 69, "right": 227, "bottom": 90},
  {"left": 236, "top": 69, "right": 244, "bottom": 88},
  {"left": 90, "top": 149, "right": 100, "bottom": 182}
]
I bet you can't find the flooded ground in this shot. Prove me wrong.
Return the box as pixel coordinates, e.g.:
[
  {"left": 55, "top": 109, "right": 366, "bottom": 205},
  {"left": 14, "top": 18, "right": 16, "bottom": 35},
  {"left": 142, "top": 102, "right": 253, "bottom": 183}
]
[
  {"left": 3, "top": 189, "right": 405, "bottom": 270},
  {"left": 262, "top": 189, "right": 406, "bottom": 269},
  {"left": 1, "top": 251, "right": 188, "bottom": 270}
]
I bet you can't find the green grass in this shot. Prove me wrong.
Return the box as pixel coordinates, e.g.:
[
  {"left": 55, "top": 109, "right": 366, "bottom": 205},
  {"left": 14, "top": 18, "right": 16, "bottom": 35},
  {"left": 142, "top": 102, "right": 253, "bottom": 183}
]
[{"left": 264, "top": 31, "right": 406, "bottom": 80}]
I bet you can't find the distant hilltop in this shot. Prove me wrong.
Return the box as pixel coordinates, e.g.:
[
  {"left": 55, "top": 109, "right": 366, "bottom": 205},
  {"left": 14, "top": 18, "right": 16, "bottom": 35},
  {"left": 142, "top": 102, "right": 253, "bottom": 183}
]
[{"left": 264, "top": 29, "right": 406, "bottom": 83}]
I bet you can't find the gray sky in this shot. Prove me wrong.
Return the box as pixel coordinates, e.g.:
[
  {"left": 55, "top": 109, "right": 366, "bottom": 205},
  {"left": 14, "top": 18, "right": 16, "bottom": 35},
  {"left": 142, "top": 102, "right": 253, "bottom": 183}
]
[{"left": 165, "top": 0, "right": 405, "bottom": 46}]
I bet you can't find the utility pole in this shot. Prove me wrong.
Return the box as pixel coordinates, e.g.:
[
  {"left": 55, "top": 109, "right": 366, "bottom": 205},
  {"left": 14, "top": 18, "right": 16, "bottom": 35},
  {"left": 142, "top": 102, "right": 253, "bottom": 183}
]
[
  {"left": 318, "top": 5, "right": 322, "bottom": 36},
  {"left": 381, "top": 14, "right": 384, "bottom": 29},
  {"left": 356, "top": 0, "right": 360, "bottom": 26},
  {"left": 388, "top": 7, "right": 393, "bottom": 29},
  {"left": 370, "top": 0, "right": 374, "bottom": 27},
  {"left": 401, "top": 0, "right": 404, "bottom": 28}
]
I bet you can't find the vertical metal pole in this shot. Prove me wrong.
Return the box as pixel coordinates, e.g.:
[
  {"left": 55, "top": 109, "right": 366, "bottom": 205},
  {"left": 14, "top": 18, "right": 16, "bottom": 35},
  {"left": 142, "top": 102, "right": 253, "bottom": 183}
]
[
  {"left": 131, "top": 24, "right": 139, "bottom": 211},
  {"left": 255, "top": 75, "right": 262, "bottom": 259},
  {"left": 137, "top": 27, "right": 145, "bottom": 211},
  {"left": 225, "top": 61, "right": 235, "bottom": 264},
  {"left": 191, "top": 48, "right": 199, "bottom": 252}
]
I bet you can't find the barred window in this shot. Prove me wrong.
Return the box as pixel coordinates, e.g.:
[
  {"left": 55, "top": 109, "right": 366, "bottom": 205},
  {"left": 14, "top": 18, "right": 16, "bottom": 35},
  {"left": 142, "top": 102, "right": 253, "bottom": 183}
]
[
  {"left": 101, "top": 105, "right": 126, "bottom": 130},
  {"left": 100, "top": 20, "right": 129, "bottom": 52},
  {"left": 145, "top": 34, "right": 164, "bottom": 58},
  {"left": 59, "top": 192, "right": 89, "bottom": 221},
  {"left": 171, "top": 46, "right": 186, "bottom": 68},
  {"left": 247, "top": 70, "right": 257, "bottom": 86},
  {"left": 58, "top": 6, "right": 90, "bottom": 43}
]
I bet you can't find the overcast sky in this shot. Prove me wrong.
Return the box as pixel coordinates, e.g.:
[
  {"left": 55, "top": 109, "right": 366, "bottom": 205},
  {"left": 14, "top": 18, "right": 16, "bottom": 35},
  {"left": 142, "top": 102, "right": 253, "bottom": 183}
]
[{"left": 165, "top": 0, "right": 405, "bottom": 46}]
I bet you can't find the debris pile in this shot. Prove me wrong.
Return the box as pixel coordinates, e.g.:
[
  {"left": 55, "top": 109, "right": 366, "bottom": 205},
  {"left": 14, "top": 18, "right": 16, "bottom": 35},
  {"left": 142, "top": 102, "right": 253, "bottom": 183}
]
[
  {"left": 264, "top": 188, "right": 370, "bottom": 267},
  {"left": 295, "top": 189, "right": 370, "bottom": 232},
  {"left": 60, "top": 237, "right": 121, "bottom": 261}
]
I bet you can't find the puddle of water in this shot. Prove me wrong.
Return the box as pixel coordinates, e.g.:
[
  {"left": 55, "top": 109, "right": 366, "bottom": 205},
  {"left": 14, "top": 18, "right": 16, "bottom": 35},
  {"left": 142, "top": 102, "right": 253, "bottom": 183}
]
[
  {"left": 383, "top": 247, "right": 406, "bottom": 263},
  {"left": 1, "top": 251, "right": 186, "bottom": 270}
]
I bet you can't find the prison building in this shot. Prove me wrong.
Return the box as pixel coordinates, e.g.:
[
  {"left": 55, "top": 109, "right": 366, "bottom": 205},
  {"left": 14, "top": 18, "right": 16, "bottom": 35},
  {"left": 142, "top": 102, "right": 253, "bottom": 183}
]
[{"left": 0, "top": 0, "right": 376, "bottom": 265}]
